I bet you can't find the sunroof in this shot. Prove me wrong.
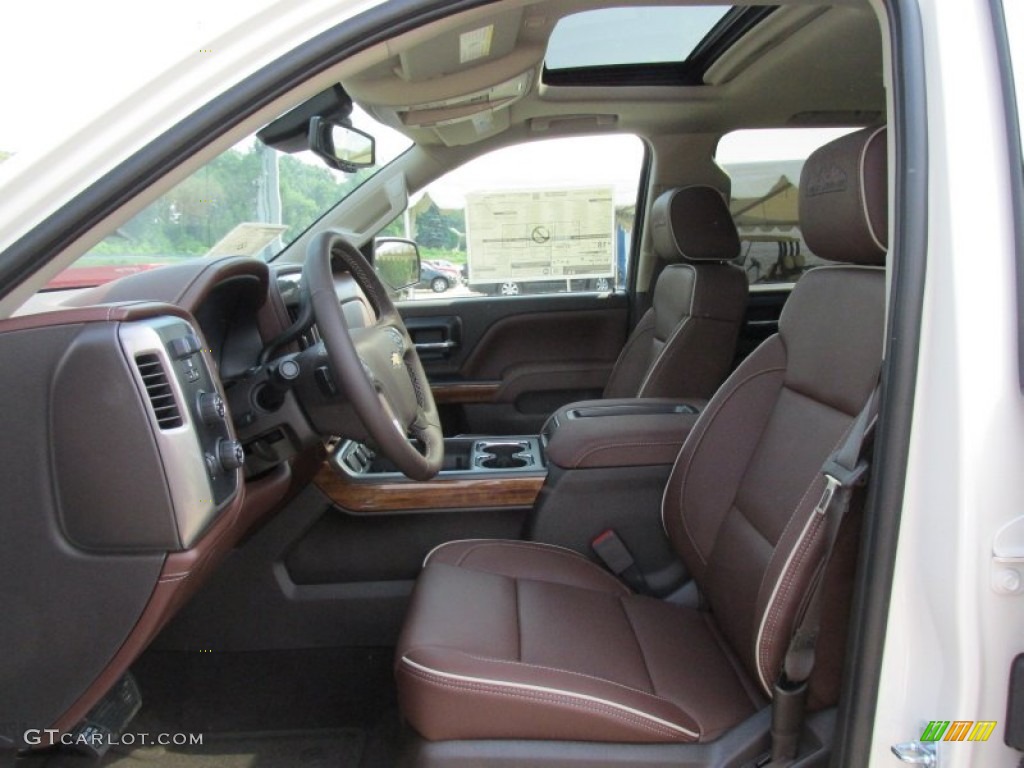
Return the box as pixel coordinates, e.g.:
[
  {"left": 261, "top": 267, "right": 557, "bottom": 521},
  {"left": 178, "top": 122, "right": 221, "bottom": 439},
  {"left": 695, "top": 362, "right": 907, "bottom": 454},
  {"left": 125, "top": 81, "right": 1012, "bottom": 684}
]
[{"left": 545, "top": 6, "right": 733, "bottom": 71}]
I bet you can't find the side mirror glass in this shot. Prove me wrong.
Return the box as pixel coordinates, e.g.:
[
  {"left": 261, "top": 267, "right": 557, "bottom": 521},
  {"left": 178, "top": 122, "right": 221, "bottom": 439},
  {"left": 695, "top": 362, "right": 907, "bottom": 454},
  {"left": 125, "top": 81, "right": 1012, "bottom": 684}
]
[
  {"left": 309, "top": 116, "right": 375, "bottom": 172},
  {"left": 373, "top": 237, "right": 421, "bottom": 291}
]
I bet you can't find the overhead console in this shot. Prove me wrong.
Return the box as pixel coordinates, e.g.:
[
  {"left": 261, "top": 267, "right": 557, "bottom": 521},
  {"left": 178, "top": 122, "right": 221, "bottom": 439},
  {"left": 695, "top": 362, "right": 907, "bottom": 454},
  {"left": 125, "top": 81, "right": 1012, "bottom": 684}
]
[{"left": 346, "top": 6, "right": 545, "bottom": 146}]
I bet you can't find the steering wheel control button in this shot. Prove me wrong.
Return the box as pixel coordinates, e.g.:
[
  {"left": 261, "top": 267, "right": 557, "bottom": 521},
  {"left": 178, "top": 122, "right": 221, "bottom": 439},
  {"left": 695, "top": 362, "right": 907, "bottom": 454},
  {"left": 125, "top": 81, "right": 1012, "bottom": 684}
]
[
  {"left": 197, "top": 391, "right": 226, "bottom": 425},
  {"left": 217, "top": 439, "right": 245, "bottom": 472},
  {"left": 277, "top": 359, "right": 301, "bottom": 381},
  {"left": 168, "top": 333, "right": 201, "bottom": 360}
]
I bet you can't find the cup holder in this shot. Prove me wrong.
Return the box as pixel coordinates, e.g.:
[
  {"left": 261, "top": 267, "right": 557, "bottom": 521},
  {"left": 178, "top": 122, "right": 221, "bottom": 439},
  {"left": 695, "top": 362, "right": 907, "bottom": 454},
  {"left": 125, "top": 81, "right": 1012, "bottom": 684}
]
[{"left": 475, "top": 441, "right": 533, "bottom": 470}]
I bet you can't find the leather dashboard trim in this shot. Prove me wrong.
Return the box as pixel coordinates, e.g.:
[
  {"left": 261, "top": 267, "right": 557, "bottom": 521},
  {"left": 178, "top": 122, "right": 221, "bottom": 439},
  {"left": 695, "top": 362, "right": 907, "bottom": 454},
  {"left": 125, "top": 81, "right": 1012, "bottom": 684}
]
[{"left": 0, "top": 301, "right": 195, "bottom": 332}]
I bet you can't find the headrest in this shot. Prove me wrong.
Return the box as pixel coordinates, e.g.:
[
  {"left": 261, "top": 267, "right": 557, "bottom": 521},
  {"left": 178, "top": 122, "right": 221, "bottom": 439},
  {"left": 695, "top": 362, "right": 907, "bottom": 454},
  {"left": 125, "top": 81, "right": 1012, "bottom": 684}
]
[
  {"left": 650, "top": 185, "right": 741, "bottom": 263},
  {"left": 799, "top": 126, "right": 887, "bottom": 265}
]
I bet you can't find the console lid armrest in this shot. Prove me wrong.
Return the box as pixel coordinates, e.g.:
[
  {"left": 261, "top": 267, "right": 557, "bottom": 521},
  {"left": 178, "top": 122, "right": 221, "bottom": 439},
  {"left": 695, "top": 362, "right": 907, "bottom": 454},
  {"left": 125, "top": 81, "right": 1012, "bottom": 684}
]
[{"left": 542, "top": 398, "right": 705, "bottom": 470}]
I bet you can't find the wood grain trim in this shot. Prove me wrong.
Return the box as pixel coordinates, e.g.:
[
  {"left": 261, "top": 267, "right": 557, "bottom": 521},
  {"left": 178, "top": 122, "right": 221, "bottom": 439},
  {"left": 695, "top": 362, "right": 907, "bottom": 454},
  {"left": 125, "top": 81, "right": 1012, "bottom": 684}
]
[
  {"left": 430, "top": 381, "right": 501, "bottom": 404},
  {"left": 314, "top": 462, "right": 543, "bottom": 513}
]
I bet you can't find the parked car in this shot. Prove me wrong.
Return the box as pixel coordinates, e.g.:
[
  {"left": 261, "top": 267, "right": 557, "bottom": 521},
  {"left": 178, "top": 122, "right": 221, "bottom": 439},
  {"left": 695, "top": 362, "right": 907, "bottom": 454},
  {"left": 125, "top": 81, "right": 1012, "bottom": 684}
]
[
  {"left": 424, "top": 258, "right": 465, "bottom": 281},
  {"left": 0, "top": 1, "right": 1022, "bottom": 767},
  {"left": 419, "top": 260, "right": 461, "bottom": 292}
]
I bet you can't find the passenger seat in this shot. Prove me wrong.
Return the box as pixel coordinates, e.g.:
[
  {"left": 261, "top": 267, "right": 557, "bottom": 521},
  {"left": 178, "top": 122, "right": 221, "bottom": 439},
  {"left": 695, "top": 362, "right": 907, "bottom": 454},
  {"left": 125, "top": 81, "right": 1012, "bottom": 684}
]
[{"left": 603, "top": 185, "right": 748, "bottom": 399}]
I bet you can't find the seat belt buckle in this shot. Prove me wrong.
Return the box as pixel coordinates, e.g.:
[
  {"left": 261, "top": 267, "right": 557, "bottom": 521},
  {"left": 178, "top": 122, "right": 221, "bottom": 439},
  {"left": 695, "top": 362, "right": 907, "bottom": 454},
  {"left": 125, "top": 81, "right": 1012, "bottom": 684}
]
[
  {"left": 592, "top": 529, "right": 650, "bottom": 594},
  {"left": 592, "top": 529, "right": 636, "bottom": 576}
]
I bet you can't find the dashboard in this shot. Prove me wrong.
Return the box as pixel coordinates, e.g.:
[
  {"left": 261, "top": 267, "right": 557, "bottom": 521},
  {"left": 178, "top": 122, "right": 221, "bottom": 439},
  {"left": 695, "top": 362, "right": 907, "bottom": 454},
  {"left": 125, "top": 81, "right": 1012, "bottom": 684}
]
[{"left": 0, "top": 255, "right": 318, "bottom": 749}]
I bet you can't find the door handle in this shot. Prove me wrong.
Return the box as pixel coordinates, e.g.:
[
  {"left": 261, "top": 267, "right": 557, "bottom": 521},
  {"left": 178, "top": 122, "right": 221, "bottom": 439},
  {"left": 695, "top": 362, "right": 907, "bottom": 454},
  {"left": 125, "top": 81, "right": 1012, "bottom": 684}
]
[{"left": 415, "top": 340, "right": 457, "bottom": 352}]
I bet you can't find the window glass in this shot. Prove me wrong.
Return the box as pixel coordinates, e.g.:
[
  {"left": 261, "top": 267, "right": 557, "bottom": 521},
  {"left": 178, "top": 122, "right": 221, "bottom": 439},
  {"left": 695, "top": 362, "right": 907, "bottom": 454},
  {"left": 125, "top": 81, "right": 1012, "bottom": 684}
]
[
  {"left": 716, "top": 127, "right": 858, "bottom": 285},
  {"left": 44, "top": 107, "right": 411, "bottom": 290},
  {"left": 545, "top": 6, "right": 730, "bottom": 70},
  {"left": 388, "top": 135, "right": 644, "bottom": 301}
]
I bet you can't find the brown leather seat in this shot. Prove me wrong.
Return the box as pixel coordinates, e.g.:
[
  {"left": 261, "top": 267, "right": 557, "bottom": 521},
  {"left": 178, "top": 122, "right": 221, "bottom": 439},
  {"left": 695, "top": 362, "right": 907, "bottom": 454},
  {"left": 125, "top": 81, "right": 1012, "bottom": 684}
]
[
  {"left": 396, "top": 126, "right": 888, "bottom": 744},
  {"left": 602, "top": 185, "right": 748, "bottom": 399}
]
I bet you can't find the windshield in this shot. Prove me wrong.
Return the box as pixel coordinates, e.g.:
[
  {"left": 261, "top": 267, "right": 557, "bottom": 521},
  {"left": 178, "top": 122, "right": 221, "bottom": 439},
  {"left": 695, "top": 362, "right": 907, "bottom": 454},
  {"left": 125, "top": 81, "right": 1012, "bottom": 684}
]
[{"left": 45, "top": 106, "right": 411, "bottom": 290}]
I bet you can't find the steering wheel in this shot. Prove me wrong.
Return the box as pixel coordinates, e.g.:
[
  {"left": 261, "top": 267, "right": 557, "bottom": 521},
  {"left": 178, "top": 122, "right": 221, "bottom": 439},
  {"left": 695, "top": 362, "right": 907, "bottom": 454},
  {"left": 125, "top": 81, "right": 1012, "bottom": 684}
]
[{"left": 304, "top": 230, "right": 443, "bottom": 481}]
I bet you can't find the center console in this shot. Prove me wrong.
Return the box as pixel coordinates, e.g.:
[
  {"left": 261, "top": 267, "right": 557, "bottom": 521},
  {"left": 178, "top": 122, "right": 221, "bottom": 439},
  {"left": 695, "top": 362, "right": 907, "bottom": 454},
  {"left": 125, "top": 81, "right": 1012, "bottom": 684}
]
[
  {"left": 318, "top": 397, "right": 706, "bottom": 595},
  {"left": 315, "top": 432, "right": 547, "bottom": 516},
  {"left": 333, "top": 435, "right": 545, "bottom": 479},
  {"left": 541, "top": 398, "right": 701, "bottom": 470},
  {"left": 529, "top": 397, "right": 706, "bottom": 595}
]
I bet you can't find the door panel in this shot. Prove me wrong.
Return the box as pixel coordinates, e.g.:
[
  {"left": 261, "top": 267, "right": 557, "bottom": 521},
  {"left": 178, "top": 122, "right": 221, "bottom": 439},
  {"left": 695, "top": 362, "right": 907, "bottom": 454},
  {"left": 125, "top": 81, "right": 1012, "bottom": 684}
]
[
  {"left": 400, "top": 293, "right": 629, "bottom": 434},
  {"left": 155, "top": 485, "right": 531, "bottom": 651}
]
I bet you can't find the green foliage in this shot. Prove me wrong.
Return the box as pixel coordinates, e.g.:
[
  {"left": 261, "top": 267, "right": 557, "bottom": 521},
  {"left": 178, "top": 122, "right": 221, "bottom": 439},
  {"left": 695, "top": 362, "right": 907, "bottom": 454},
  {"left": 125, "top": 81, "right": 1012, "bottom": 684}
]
[
  {"left": 84, "top": 145, "right": 365, "bottom": 261},
  {"left": 414, "top": 203, "right": 456, "bottom": 249},
  {"left": 378, "top": 217, "right": 406, "bottom": 238},
  {"left": 441, "top": 208, "right": 465, "bottom": 245},
  {"left": 420, "top": 247, "right": 466, "bottom": 266}
]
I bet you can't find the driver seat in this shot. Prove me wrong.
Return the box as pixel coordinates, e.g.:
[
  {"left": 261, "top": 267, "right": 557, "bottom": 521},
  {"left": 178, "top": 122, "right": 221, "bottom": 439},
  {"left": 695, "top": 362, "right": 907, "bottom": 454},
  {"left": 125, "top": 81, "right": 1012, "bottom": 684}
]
[{"left": 396, "top": 126, "right": 887, "bottom": 745}]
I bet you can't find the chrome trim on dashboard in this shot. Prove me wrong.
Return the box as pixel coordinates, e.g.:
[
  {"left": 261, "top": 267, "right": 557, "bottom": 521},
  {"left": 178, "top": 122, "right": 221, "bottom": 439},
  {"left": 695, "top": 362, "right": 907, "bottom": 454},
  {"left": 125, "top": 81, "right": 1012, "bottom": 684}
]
[{"left": 119, "top": 317, "right": 218, "bottom": 548}]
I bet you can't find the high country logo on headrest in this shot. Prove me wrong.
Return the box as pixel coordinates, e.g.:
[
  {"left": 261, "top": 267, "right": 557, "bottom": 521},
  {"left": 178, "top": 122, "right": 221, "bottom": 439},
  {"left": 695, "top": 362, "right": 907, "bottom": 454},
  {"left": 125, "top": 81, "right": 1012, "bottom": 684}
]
[{"left": 806, "top": 162, "right": 848, "bottom": 196}]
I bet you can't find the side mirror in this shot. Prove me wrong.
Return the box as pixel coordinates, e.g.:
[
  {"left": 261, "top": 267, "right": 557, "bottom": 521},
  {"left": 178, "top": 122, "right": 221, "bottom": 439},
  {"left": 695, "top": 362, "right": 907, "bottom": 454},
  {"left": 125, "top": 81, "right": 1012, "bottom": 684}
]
[
  {"left": 309, "top": 116, "right": 375, "bottom": 172},
  {"left": 373, "top": 237, "right": 421, "bottom": 292}
]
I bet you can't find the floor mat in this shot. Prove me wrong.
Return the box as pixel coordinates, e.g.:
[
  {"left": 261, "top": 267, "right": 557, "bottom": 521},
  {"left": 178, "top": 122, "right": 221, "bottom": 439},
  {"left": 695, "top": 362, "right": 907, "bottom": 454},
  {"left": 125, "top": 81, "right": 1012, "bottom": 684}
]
[
  {"left": 12, "top": 649, "right": 407, "bottom": 768},
  {"left": 102, "top": 730, "right": 364, "bottom": 768},
  {"left": 129, "top": 648, "right": 397, "bottom": 734}
]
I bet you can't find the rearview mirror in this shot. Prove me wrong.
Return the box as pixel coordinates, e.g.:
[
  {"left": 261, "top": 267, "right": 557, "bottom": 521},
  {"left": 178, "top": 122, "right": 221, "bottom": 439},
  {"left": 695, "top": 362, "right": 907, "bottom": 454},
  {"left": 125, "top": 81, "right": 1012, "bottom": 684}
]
[
  {"left": 373, "top": 237, "right": 421, "bottom": 292},
  {"left": 309, "top": 116, "right": 375, "bottom": 172}
]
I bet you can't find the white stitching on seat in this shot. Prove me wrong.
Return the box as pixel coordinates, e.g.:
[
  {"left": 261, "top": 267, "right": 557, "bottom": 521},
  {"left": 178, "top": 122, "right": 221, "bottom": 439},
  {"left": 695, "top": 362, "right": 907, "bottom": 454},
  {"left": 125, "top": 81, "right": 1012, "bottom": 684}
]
[
  {"left": 638, "top": 264, "right": 697, "bottom": 396},
  {"left": 569, "top": 440, "right": 684, "bottom": 468},
  {"left": 459, "top": 654, "right": 658, "bottom": 699},
  {"left": 423, "top": 540, "right": 630, "bottom": 595},
  {"left": 400, "top": 656, "right": 698, "bottom": 739},
  {"left": 605, "top": 310, "right": 655, "bottom": 396},
  {"left": 423, "top": 539, "right": 589, "bottom": 567},
  {"left": 422, "top": 538, "right": 481, "bottom": 567},
  {"left": 753, "top": 508, "right": 823, "bottom": 694},
  {"left": 662, "top": 362, "right": 787, "bottom": 565},
  {"left": 411, "top": 674, "right": 681, "bottom": 738},
  {"left": 753, "top": 422, "right": 855, "bottom": 694},
  {"left": 859, "top": 126, "right": 887, "bottom": 253}
]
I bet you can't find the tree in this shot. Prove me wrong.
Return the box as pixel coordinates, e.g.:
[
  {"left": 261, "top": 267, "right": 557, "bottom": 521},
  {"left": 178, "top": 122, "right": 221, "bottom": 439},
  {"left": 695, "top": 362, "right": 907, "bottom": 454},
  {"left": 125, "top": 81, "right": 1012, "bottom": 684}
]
[
  {"left": 416, "top": 203, "right": 456, "bottom": 249},
  {"left": 87, "top": 144, "right": 367, "bottom": 259}
]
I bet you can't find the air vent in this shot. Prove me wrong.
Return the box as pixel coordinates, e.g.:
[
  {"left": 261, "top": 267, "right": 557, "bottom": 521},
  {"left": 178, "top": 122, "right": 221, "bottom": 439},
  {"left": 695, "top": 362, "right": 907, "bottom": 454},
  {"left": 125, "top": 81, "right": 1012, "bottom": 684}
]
[{"left": 135, "top": 353, "right": 183, "bottom": 429}]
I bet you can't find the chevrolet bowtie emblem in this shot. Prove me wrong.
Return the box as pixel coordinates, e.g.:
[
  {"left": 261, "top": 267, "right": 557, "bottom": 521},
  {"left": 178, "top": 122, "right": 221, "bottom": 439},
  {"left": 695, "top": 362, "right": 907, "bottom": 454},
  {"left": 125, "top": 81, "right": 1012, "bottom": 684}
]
[{"left": 391, "top": 351, "right": 403, "bottom": 368}]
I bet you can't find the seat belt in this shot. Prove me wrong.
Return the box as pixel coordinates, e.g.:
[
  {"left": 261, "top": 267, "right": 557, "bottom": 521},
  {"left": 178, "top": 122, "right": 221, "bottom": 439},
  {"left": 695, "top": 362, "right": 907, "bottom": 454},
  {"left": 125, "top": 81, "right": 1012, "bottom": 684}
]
[{"left": 768, "top": 385, "right": 880, "bottom": 766}]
